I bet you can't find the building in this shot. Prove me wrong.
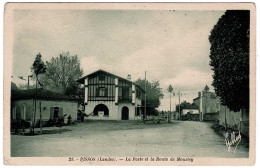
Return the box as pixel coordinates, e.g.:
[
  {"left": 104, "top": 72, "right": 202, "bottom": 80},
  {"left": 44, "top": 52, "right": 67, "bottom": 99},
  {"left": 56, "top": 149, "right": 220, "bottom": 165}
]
[
  {"left": 11, "top": 88, "right": 78, "bottom": 128},
  {"left": 193, "top": 90, "right": 249, "bottom": 135},
  {"left": 193, "top": 91, "right": 220, "bottom": 121},
  {"left": 77, "top": 69, "right": 145, "bottom": 121},
  {"left": 182, "top": 109, "right": 199, "bottom": 115}
]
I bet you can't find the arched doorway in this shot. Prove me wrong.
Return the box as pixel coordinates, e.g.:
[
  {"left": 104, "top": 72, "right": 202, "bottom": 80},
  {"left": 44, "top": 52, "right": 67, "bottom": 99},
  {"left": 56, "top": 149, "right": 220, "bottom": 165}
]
[
  {"left": 94, "top": 104, "right": 109, "bottom": 116},
  {"left": 122, "top": 106, "right": 129, "bottom": 120}
]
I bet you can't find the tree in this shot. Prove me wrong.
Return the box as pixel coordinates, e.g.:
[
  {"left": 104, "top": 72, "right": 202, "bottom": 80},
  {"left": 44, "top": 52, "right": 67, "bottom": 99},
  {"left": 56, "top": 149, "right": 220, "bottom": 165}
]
[
  {"left": 40, "top": 52, "right": 84, "bottom": 94},
  {"left": 65, "top": 82, "right": 85, "bottom": 106},
  {"left": 31, "top": 53, "right": 47, "bottom": 134},
  {"left": 167, "top": 85, "right": 173, "bottom": 111},
  {"left": 167, "top": 85, "right": 173, "bottom": 123},
  {"left": 135, "top": 79, "right": 164, "bottom": 116},
  {"left": 203, "top": 85, "right": 209, "bottom": 93},
  {"left": 209, "top": 10, "right": 249, "bottom": 112}
]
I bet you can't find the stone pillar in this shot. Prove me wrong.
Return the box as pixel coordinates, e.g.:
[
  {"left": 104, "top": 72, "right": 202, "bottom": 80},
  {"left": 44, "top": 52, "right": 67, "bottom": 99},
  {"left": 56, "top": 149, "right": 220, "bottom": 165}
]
[
  {"left": 115, "top": 78, "right": 118, "bottom": 105},
  {"left": 132, "top": 84, "right": 135, "bottom": 105},
  {"left": 84, "top": 78, "right": 88, "bottom": 105}
]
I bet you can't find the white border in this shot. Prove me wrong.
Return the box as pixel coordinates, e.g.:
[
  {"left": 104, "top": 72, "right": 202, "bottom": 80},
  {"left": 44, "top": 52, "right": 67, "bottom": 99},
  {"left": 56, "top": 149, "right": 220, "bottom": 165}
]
[{"left": 1, "top": 1, "right": 258, "bottom": 168}]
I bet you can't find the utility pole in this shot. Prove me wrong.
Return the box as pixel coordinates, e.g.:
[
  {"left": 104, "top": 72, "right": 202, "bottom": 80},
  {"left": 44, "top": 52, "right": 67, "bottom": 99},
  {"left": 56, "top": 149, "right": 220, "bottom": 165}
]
[
  {"left": 32, "top": 77, "right": 38, "bottom": 134},
  {"left": 178, "top": 91, "right": 181, "bottom": 120},
  {"left": 144, "top": 71, "right": 147, "bottom": 123},
  {"left": 27, "top": 75, "right": 33, "bottom": 90},
  {"left": 40, "top": 101, "right": 42, "bottom": 134}
]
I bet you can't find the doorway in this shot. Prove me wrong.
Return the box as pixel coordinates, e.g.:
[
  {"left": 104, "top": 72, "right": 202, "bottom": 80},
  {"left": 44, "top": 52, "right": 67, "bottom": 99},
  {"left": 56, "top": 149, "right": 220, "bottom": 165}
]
[{"left": 122, "top": 106, "right": 129, "bottom": 120}]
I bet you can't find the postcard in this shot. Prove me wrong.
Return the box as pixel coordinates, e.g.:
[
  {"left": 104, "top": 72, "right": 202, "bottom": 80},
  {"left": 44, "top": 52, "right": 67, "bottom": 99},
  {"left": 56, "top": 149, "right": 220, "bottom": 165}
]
[{"left": 3, "top": 2, "right": 256, "bottom": 166}]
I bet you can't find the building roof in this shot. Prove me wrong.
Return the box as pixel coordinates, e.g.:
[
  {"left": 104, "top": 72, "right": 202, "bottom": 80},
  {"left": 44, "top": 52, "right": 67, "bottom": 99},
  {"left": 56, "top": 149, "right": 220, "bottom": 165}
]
[
  {"left": 77, "top": 69, "right": 145, "bottom": 92},
  {"left": 193, "top": 92, "right": 217, "bottom": 101},
  {"left": 11, "top": 88, "right": 77, "bottom": 101}
]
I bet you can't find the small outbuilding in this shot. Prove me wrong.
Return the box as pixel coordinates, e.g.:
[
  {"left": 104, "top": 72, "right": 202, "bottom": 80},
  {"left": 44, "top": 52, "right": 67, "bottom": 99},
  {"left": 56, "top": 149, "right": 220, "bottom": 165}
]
[{"left": 11, "top": 88, "right": 78, "bottom": 128}]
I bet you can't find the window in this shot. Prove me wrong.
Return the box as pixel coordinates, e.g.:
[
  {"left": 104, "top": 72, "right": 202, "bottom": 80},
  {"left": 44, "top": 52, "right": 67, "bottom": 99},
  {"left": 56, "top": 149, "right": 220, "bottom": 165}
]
[
  {"left": 122, "top": 87, "right": 130, "bottom": 100},
  {"left": 21, "top": 105, "right": 26, "bottom": 120},
  {"left": 96, "top": 87, "right": 108, "bottom": 97},
  {"left": 12, "top": 107, "right": 16, "bottom": 120}
]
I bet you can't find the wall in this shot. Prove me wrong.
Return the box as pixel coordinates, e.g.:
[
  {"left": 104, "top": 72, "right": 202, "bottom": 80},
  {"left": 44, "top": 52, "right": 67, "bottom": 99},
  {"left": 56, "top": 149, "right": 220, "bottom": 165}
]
[
  {"left": 193, "top": 93, "right": 221, "bottom": 114},
  {"left": 35, "top": 100, "right": 78, "bottom": 123},
  {"left": 85, "top": 101, "right": 118, "bottom": 120},
  {"left": 203, "top": 112, "right": 219, "bottom": 122},
  {"left": 11, "top": 99, "right": 34, "bottom": 122},
  {"left": 85, "top": 101, "right": 138, "bottom": 121},
  {"left": 11, "top": 99, "right": 78, "bottom": 125},
  {"left": 186, "top": 113, "right": 200, "bottom": 121},
  {"left": 118, "top": 102, "right": 136, "bottom": 120},
  {"left": 219, "top": 105, "right": 249, "bottom": 136}
]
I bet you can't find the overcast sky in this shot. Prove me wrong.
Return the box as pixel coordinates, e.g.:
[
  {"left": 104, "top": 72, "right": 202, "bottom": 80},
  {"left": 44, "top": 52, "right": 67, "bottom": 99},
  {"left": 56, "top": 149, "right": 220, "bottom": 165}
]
[{"left": 12, "top": 10, "right": 225, "bottom": 111}]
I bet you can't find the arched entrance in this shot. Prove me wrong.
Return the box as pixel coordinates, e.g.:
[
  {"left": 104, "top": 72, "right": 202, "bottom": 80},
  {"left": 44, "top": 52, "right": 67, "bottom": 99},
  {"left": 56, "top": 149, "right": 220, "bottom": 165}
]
[
  {"left": 122, "top": 106, "right": 129, "bottom": 120},
  {"left": 93, "top": 104, "right": 109, "bottom": 116}
]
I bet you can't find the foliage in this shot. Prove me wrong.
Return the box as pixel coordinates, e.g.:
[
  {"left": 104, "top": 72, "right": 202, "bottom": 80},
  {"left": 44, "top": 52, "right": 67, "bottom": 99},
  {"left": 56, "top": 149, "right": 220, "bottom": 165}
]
[
  {"left": 31, "top": 53, "right": 47, "bottom": 77},
  {"left": 204, "top": 85, "right": 209, "bottom": 93},
  {"left": 65, "top": 82, "right": 85, "bottom": 106},
  {"left": 209, "top": 10, "right": 249, "bottom": 112},
  {"left": 167, "top": 85, "right": 173, "bottom": 93},
  {"left": 40, "top": 52, "right": 84, "bottom": 94},
  {"left": 175, "top": 101, "right": 199, "bottom": 113},
  {"left": 135, "top": 79, "right": 164, "bottom": 116}
]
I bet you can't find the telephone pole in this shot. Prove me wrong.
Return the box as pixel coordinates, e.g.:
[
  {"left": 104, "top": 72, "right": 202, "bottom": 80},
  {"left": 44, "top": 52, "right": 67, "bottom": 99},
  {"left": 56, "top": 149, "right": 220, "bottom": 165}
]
[
  {"left": 144, "top": 71, "right": 147, "bottom": 123},
  {"left": 178, "top": 91, "right": 181, "bottom": 120}
]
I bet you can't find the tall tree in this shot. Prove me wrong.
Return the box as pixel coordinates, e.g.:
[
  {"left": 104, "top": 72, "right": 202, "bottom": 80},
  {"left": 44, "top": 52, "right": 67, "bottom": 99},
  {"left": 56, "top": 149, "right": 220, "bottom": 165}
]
[
  {"left": 31, "top": 53, "right": 47, "bottom": 134},
  {"left": 167, "top": 85, "right": 173, "bottom": 111},
  {"left": 167, "top": 85, "right": 173, "bottom": 123},
  {"left": 40, "top": 52, "right": 84, "bottom": 94},
  {"left": 135, "top": 79, "right": 164, "bottom": 116},
  {"left": 209, "top": 10, "right": 249, "bottom": 112}
]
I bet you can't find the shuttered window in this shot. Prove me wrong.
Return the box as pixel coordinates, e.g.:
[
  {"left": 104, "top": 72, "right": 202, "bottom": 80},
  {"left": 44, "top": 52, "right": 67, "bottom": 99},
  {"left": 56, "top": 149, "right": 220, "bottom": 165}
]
[{"left": 12, "top": 107, "right": 16, "bottom": 119}]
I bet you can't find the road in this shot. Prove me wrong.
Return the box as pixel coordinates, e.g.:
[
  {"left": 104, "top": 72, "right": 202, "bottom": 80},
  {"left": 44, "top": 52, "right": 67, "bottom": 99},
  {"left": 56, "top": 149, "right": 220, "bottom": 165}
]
[{"left": 11, "top": 121, "right": 249, "bottom": 157}]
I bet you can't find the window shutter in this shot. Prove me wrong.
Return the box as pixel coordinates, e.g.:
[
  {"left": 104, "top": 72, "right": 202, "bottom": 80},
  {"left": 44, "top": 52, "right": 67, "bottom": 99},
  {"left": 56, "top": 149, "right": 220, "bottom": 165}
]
[
  {"left": 16, "top": 106, "right": 21, "bottom": 120},
  {"left": 50, "top": 107, "right": 54, "bottom": 119}
]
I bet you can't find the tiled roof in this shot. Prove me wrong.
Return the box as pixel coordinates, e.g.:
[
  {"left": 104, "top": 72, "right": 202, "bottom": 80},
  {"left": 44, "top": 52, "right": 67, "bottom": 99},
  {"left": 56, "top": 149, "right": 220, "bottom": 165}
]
[{"left": 11, "top": 88, "right": 77, "bottom": 101}]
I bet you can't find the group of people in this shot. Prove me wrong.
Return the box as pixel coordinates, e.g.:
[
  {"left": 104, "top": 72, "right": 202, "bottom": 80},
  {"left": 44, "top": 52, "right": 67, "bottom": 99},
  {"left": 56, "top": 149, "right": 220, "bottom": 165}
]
[{"left": 54, "top": 115, "right": 72, "bottom": 127}]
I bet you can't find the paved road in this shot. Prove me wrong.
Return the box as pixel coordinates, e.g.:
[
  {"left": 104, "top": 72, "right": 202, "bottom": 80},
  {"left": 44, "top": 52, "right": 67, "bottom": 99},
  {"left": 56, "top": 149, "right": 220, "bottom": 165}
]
[{"left": 11, "top": 121, "right": 249, "bottom": 157}]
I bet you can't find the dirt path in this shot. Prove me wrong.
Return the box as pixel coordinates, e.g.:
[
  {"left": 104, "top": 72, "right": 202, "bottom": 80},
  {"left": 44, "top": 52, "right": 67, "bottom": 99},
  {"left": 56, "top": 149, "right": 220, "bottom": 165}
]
[{"left": 11, "top": 121, "right": 249, "bottom": 157}]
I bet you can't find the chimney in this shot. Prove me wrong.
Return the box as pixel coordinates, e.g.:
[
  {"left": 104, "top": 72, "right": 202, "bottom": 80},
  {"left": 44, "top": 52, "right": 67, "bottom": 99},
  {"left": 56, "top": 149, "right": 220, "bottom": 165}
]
[
  {"left": 127, "top": 74, "right": 131, "bottom": 81},
  {"left": 198, "top": 92, "right": 201, "bottom": 97}
]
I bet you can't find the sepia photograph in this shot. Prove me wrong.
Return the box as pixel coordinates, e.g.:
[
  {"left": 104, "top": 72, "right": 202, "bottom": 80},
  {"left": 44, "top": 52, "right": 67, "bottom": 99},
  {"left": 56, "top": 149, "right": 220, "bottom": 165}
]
[{"left": 3, "top": 2, "right": 256, "bottom": 166}]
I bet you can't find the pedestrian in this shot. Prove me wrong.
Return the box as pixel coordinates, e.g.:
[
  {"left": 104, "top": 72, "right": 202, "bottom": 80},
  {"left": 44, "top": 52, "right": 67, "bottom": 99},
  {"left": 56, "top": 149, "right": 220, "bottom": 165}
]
[{"left": 67, "top": 115, "right": 72, "bottom": 125}]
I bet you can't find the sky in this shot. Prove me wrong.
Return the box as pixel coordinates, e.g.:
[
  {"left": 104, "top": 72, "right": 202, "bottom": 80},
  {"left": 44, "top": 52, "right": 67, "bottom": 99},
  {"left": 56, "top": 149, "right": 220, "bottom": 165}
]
[{"left": 12, "top": 10, "right": 225, "bottom": 111}]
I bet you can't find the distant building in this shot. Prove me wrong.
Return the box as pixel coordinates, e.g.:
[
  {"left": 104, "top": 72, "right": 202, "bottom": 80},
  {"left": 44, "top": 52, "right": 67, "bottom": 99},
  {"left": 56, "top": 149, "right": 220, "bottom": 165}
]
[
  {"left": 77, "top": 69, "right": 145, "bottom": 121},
  {"left": 193, "top": 91, "right": 220, "bottom": 121},
  {"left": 182, "top": 109, "right": 199, "bottom": 115},
  {"left": 11, "top": 89, "right": 78, "bottom": 128}
]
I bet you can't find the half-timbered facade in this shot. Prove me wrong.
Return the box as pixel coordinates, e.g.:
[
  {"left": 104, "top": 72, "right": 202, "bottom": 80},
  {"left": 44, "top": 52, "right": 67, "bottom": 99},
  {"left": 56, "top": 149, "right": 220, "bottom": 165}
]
[{"left": 77, "top": 69, "right": 145, "bottom": 120}]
